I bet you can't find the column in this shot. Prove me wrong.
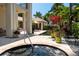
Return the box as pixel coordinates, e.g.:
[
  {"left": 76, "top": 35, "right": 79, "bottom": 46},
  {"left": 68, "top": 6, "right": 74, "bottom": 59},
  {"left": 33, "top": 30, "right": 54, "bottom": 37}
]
[
  {"left": 23, "top": 13, "right": 26, "bottom": 31},
  {"left": 38, "top": 23, "right": 39, "bottom": 29},
  {"left": 13, "top": 4, "right": 18, "bottom": 31},
  {"left": 41, "top": 22, "right": 43, "bottom": 30},
  {"left": 6, "top": 4, "right": 17, "bottom": 37},
  {"left": 26, "top": 3, "right": 32, "bottom": 34}
]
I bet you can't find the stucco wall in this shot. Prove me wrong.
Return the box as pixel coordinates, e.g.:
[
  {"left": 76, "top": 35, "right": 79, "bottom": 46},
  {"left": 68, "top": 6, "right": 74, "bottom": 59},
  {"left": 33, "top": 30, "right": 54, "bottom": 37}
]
[{"left": 0, "top": 5, "right": 6, "bottom": 30}]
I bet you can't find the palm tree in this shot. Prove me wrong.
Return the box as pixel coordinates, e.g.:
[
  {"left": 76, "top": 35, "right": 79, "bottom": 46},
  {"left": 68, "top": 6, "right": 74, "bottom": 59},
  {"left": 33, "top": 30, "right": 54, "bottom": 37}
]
[{"left": 33, "top": 11, "right": 42, "bottom": 18}]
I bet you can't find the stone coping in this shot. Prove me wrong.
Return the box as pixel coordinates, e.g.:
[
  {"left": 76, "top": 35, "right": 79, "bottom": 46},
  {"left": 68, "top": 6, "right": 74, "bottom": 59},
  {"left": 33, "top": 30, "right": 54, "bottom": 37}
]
[
  {"left": 0, "top": 35, "right": 76, "bottom": 56},
  {"left": 34, "top": 30, "right": 46, "bottom": 35}
]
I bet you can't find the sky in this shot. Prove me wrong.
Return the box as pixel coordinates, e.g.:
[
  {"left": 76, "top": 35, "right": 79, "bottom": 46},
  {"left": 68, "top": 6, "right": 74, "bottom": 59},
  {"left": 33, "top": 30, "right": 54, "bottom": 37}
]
[{"left": 32, "top": 3, "right": 69, "bottom": 18}]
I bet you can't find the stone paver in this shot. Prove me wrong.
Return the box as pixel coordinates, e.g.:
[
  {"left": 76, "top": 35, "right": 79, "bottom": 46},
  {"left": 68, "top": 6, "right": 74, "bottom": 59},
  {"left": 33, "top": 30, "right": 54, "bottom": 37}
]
[
  {"left": 0, "top": 30, "right": 46, "bottom": 46},
  {"left": 0, "top": 34, "right": 31, "bottom": 46},
  {"left": 0, "top": 35, "right": 76, "bottom": 56},
  {"left": 0, "top": 37, "right": 20, "bottom": 46}
]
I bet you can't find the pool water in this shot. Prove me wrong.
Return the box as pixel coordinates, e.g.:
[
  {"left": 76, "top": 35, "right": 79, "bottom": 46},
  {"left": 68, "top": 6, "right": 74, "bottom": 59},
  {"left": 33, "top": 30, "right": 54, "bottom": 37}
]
[{"left": 1, "top": 45, "right": 68, "bottom": 56}]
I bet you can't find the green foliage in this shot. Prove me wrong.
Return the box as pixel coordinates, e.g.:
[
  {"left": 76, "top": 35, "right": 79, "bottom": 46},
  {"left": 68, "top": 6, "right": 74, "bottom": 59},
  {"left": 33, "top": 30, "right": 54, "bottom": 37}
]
[
  {"left": 71, "top": 4, "right": 79, "bottom": 21},
  {"left": 49, "top": 3, "right": 64, "bottom": 13},
  {"left": 43, "top": 12, "right": 51, "bottom": 23},
  {"left": 43, "top": 25, "right": 50, "bottom": 30},
  {"left": 72, "top": 22, "right": 79, "bottom": 38},
  {"left": 43, "top": 3, "right": 70, "bottom": 24},
  {"left": 55, "top": 34, "right": 61, "bottom": 43},
  {"left": 33, "top": 12, "right": 42, "bottom": 18},
  {"left": 54, "top": 26, "right": 60, "bottom": 32},
  {"left": 49, "top": 3, "right": 69, "bottom": 17}
]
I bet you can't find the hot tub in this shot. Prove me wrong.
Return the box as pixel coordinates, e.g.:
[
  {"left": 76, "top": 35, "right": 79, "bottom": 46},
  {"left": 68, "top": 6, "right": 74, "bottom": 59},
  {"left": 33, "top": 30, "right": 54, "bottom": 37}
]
[{"left": 0, "top": 44, "right": 68, "bottom": 56}]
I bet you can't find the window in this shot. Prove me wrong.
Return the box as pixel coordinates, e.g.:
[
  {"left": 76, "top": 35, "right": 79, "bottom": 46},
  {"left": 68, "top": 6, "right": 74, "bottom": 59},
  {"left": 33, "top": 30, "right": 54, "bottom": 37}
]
[{"left": 16, "top": 3, "right": 28, "bottom": 9}]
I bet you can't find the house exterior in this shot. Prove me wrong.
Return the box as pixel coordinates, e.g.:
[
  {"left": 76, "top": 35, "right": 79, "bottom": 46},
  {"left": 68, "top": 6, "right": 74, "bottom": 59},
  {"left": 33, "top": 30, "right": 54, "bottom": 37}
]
[
  {"left": 32, "top": 17, "right": 48, "bottom": 30},
  {"left": 0, "top": 3, "right": 32, "bottom": 37}
]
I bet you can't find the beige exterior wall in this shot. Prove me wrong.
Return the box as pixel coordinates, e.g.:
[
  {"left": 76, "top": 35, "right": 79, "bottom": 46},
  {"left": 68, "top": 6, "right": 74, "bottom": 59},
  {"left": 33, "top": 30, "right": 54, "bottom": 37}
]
[
  {"left": 0, "top": 3, "right": 32, "bottom": 37},
  {"left": 5, "top": 4, "right": 17, "bottom": 37},
  {"left": 0, "top": 5, "right": 6, "bottom": 29}
]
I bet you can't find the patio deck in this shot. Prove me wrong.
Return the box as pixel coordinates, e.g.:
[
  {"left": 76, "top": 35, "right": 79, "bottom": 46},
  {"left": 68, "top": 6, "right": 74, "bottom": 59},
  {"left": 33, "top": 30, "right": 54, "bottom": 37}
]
[
  {"left": 0, "top": 30, "right": 46, "bottom": 46},
  {"left": 0, "top": 36, "right": 24, "bottom": 46}
]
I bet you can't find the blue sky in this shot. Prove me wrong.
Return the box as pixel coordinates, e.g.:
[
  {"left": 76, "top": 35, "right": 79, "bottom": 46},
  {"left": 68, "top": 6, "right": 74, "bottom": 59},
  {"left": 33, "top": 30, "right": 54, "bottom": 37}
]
[{"left": 32, "top": 3, "right": 69, "bottom": 18}]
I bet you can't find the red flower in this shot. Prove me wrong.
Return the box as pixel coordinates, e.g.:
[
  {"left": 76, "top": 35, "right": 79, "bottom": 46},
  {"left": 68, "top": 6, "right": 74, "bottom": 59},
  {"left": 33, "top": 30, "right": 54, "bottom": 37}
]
[{"left": 50, "top": 16, "right": 61, "bottom": 24}]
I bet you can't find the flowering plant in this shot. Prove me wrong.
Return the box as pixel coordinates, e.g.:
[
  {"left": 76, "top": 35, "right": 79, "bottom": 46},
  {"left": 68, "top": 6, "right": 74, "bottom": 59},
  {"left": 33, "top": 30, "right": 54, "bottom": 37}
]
[{"left": 50, "top": 16, "right": 61, "bottom": 24}]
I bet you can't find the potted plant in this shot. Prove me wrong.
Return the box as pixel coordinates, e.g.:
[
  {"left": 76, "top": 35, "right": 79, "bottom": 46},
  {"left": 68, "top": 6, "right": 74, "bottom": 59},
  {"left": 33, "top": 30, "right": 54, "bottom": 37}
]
[
  {"left": 55, "top": 31, "right": 61, "bottom": 43},
  {"left": 51, "top": 31, "right": 54, "bottom": 38},
  {"left": 13, "top": 30, "right": 20, "bottom": 37},
  {"left": 54, "top": 25, "right": 61, "bottom": 43}
]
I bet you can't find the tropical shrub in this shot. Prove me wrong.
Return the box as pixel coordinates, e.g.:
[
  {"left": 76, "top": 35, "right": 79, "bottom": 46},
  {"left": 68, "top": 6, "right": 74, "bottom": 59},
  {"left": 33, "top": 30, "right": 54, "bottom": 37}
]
[
  {"left": 43, "top": 25, "right": 51, "bottom": 30},
  {"left": 72, "top": 22, "right": 79, "bottom": 38}
]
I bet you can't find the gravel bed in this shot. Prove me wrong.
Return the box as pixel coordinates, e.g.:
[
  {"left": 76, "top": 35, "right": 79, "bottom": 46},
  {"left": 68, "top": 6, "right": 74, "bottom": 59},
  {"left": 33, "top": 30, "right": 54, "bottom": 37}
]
[{"left": 65, "top": 38, "right": 79, "bottom": 56}]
